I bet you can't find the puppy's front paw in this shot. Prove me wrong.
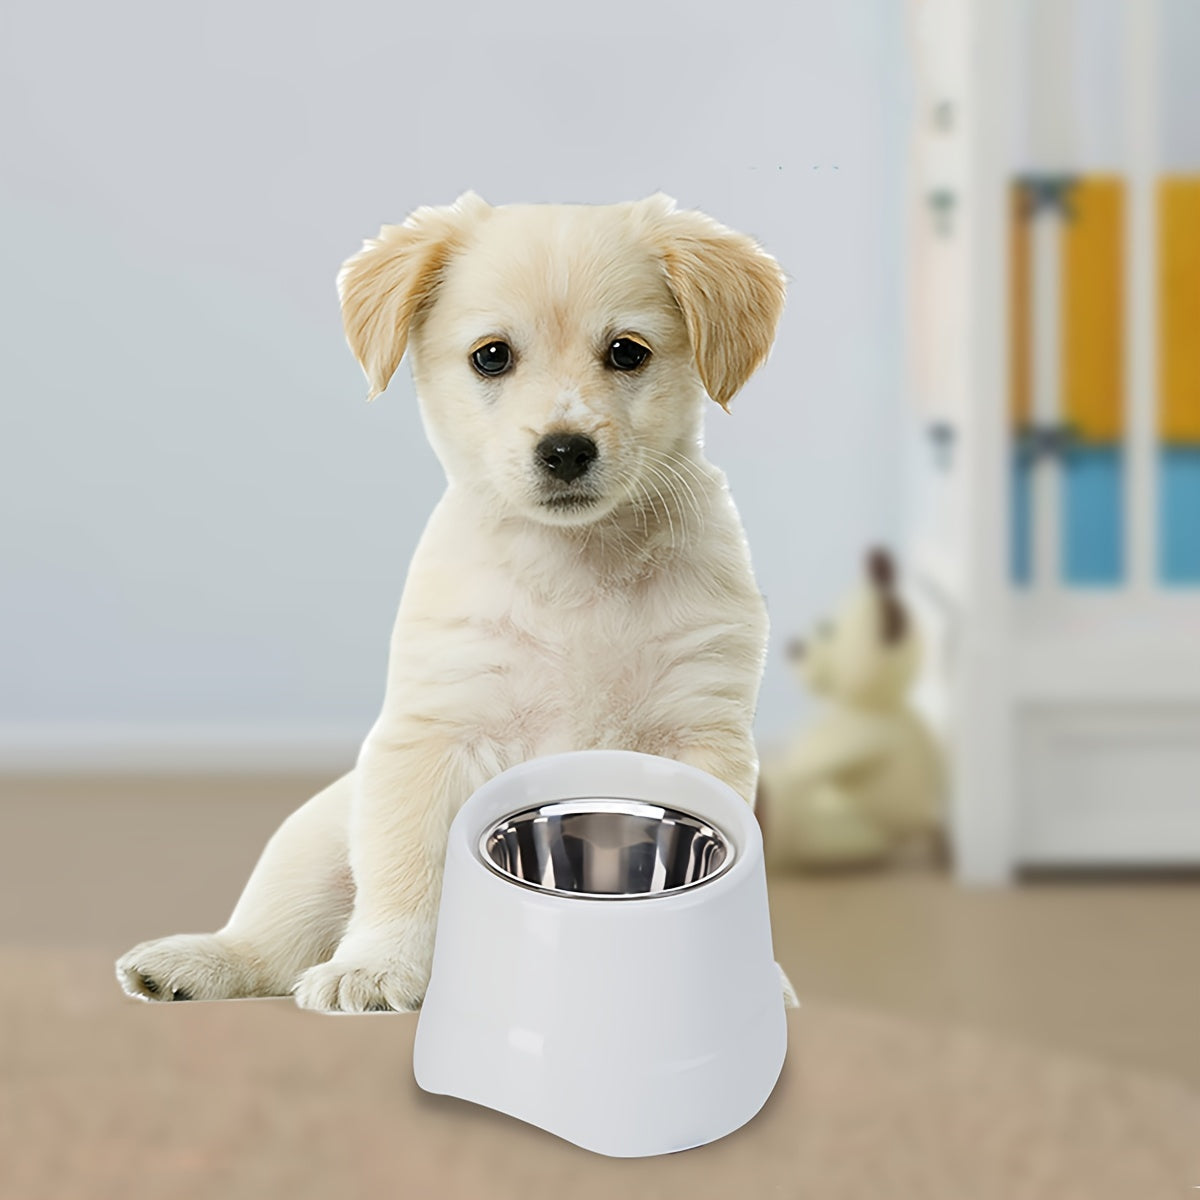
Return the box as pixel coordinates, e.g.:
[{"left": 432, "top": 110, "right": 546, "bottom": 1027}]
[
  {"left": 116, "top": 933, "right": 253, "bottom": 1002},
  {"left": 293, "top": 923, "right": 434, "bottom": 1014},
  {"left": 294, "top": 957, "right": 426, "bottom": 1013}
]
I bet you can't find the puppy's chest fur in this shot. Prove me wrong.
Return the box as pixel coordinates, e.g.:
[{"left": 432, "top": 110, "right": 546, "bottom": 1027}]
[
  {"left": 395, "top": 540, "right": 760, "bottom": 761},
  {"left": 485, "top": 588, "right": 691, "bottom": 754}
]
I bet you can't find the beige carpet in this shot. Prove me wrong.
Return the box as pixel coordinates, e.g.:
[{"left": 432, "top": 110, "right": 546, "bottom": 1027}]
[
  {"left": 5, "top": 774, "right": 1199, "bottom": 1088},
  {"left": 1, "top": 948, "right": 1196, "bottom": 1200}
]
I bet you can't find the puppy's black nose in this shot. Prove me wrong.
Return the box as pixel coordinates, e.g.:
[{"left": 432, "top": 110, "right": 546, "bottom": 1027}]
[{"left": 536, "top": 433, "right": 597, "bottom": 483}]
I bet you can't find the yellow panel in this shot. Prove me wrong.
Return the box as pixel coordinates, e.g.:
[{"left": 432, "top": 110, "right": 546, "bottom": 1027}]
[
  {"left": 1060, "top": 177, "right": 1124, "bottom": 444},
  {"left": 1009, "top": 183, "right": 1031, "bottom": 430},
  {"left": 1160, "top": 177, "right": 1200, "bottom": 445}
]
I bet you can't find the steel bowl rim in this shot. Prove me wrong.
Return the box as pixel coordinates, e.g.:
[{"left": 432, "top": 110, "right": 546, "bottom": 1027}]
[{"left": 475, "top": 795, "right": 737, "bottom": 901}]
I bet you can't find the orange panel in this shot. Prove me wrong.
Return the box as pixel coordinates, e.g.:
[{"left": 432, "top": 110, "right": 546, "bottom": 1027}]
[
  {"left": 1009, "top": 183, "right": 1031, "bottom": 430},
  {"left": 1059, "top": 177, "right": 1124, "bottom": 445},
  {"left": 1160, "top": 176, "right": 1200, "bottom": 445}
]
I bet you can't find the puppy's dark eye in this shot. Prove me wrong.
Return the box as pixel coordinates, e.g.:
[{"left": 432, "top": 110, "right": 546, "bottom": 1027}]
[
  {"left": 608, "top": 338, "right": 650, "bottom": 371},
  {"left": 471, "top": 341, "right": 512, "bottom": 377}
]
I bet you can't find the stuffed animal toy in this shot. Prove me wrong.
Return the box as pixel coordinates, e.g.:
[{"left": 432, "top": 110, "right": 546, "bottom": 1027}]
[{"left": 757, "top": 549, "right": 945, "bottom": 868}]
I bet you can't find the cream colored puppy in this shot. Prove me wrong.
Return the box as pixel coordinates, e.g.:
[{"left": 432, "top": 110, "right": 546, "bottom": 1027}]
[{"left": 116, "top": 192, "right": 791, "bottom": 1013}]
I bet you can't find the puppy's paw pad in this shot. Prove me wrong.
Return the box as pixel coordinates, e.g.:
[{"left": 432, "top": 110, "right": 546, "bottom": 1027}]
[
  {"left": 115, "top": 933, "right": 247, "bottom": 1003},
  {"left": 294, "top": 958, "right": 426, "bottom": 1014}
]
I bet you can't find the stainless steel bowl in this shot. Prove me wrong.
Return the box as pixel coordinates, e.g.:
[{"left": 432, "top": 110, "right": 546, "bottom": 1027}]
[{"left": 479, "top": 798, "right": 733, "bottom": 899}]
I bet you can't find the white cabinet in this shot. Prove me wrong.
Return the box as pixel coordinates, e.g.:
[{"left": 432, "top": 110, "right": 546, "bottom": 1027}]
[{"left": 1016, "top": 704, "right": 1200, "bottom": 865}]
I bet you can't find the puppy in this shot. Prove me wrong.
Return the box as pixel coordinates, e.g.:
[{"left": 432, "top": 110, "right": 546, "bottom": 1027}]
[{"left": 116, "top": 192, "right": 794, "bottom": 1013}]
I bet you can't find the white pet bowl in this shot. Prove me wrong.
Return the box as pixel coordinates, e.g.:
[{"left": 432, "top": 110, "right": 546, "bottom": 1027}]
[{"left": 413, "top": 749, "right": 788, "bottom": 1158}]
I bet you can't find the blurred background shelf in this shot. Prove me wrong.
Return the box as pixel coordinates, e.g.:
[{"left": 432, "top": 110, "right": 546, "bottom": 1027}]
[{"left": 907, "top": 0, "right": 1200, "bottom": 880}]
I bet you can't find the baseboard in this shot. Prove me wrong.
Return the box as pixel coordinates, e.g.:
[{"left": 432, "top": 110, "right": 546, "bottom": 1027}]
[{"left": 0, "top": 723, "right": 365, "bottom": 775}]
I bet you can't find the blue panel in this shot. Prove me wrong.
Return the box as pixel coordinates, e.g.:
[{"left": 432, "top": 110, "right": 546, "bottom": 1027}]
[
  {"left": 1160, "top": 447, "right": 1200, "bottom": 585},
  {"left": 1010, "top": 447, "right": 1032, "bottom": 586},
  {"left": 1061, "top": 446, "right": 1123, "bottom": 585}
]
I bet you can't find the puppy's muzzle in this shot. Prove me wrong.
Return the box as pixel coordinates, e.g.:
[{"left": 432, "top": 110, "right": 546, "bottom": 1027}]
[{"left": 536, "top": 433, "right": 597, "bottom": 484}]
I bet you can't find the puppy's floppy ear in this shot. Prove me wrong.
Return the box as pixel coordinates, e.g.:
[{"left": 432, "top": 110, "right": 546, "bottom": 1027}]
[
  {"left": 338, "top": 190, "right": 491, "bottom": 400},
  {"left": 635, "top": 192, "right": 787, "bottom": 412}
]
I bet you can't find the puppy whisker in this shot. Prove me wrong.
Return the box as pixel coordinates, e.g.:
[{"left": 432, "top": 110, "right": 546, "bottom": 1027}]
[
  {"left": 639, "top": 469, "right": 677, "bottom": 553},
  {"left": 624, "top": 478, "right": 659, "bottom": 543},
  {"left": 658, "top": 449, "right": 712, "bottom": 494},
  {"left": 565, "top": 495, "right": 646, "bottom": 569},
  {"left": 629, "top": 474, "right": 664, "bottom": 529},
  {"left": 644, "top": 453, "right": 704, "bottom": 525},
  {"left": 629, "top": 490, "right": 650, "bottom": 539},
  {"left": 653, "top": 448, "right": 710, "bottom": 506},
  {"left": 641, "top": 461, "right": 695, "bottom": 548},
  {"left": 631, "top": 480, "right": 656, "bottom": 538},
  {"left": 604, "top": 518, "right": 644, "bottom": 561}
]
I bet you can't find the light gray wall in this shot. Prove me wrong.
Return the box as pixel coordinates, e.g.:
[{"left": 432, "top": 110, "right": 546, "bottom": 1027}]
[{"left": 0, "top": 0, "right": 909, "bottom": 765}]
